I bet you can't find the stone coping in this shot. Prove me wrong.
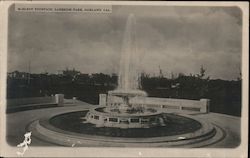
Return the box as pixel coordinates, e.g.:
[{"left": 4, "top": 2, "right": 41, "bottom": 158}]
[
  {"left": 28, "top": 118, "right": 221, "bottom": 147},
  {"left": 28, "top": 110, "right": 217, "bottom": 145}
]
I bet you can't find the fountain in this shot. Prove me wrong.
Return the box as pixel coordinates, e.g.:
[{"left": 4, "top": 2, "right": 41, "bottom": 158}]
[
  {"left": 84, "top": 14, "right": 164, "bottom": 128},
  {"left": 109, "top": 14, "right": 147, "bottom": 99},
  {"left": 27, "top": 14, "right": 222, "bottom": 148}
]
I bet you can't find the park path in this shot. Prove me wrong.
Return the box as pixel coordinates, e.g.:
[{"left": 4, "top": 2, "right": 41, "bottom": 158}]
[
  {"left": 195, "top": 113, "right": 241, "bottom": 148},
  {"left": 6, "top": 101, "right": 94, "bottom": 146},
  {"left": 5, "top": 101, "right": 240, "bottom": 148}
]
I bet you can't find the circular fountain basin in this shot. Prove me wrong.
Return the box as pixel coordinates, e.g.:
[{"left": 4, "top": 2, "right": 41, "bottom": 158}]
[
  {"left": 44, "top": 110, "right": 202, "bottom": 138},
  {"left": 28, "top": 110, "right": 225, "bottom": 147}
]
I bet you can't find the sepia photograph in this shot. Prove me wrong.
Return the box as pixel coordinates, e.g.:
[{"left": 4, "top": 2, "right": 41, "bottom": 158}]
[{"left": 0, "top": 1, "right": 248, "bottom": 157}]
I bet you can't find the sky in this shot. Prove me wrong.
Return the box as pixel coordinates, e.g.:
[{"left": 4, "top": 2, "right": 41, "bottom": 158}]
[{"left": 8, "top": 5, "right": 242, "bottom": 80}]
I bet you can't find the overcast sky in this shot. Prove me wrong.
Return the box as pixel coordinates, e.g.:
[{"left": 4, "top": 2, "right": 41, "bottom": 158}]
[{"left": 8, "top": 5, "right": 242, "bottom": 80}]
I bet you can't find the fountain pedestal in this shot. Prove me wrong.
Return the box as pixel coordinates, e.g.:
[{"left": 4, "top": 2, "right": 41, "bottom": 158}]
[{"left": 85, "top": 106, "right": 164, "bottom": 129}]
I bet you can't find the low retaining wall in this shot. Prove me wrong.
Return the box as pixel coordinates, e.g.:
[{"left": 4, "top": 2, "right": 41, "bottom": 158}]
[
  {"left": 7, "top": 94, "right": 64, "bottom": 113},
  {"left": 99, "top": 94, "right": 210, "bottom": 113},
  {"left": 7, "top": 96, "right": 56, "bottom": 107}
]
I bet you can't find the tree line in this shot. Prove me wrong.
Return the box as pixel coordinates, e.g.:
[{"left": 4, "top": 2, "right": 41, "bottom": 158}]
[{"left": 7, "top": 67, "right": 241, "bottom": 116}]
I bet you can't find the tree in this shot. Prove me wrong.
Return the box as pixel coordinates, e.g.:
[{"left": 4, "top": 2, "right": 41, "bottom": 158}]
[
  {"left": 197, "top": 65, "right": 206, "bottom": 79},
  {"left": 196, "top": 65, "right": 210, "bottom": 98}
]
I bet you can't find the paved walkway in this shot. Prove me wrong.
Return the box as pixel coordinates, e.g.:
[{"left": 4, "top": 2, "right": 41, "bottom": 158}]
[
  {"left": 6, "top": 100, "right": 93, "bottom": 146},
  {"left": 195, "top": 113, "right": 241, "bottom": 148},
  {"left": 5, "top": 101, "right": 240, "bottom": 148}
]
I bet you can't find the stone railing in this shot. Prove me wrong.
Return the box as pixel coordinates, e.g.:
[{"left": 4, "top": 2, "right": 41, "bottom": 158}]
[{"left": 99, "top": 94, "right": 210, "bottom": 114}]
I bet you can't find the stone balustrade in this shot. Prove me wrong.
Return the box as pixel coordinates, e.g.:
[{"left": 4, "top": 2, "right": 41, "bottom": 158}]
[{"left": 99, "top": 94, "right": 210, "bottom": 113}]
